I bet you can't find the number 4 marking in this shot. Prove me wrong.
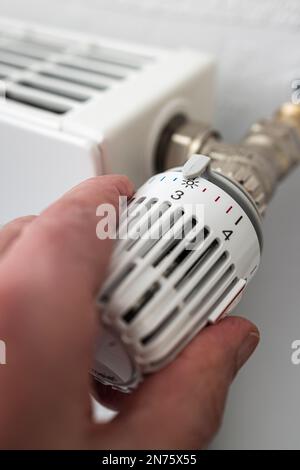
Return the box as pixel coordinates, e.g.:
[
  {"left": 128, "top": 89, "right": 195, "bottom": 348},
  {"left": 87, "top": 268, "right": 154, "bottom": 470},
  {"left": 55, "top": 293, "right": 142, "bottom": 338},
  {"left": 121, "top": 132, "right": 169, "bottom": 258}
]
[{"left": 222, "top": 230, "right": 233, "bottom": 241}]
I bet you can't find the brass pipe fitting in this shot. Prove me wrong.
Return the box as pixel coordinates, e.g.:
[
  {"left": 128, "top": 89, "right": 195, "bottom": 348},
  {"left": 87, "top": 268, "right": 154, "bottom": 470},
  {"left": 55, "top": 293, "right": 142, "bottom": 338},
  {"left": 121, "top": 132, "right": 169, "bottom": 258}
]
[{"left": 156, "top": 104, "right": 300, "bottom": 216}]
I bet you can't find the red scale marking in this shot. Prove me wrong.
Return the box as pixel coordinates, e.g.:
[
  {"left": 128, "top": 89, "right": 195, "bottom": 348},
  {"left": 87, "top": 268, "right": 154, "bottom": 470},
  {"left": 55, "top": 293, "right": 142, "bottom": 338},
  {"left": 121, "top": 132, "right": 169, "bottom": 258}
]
[
  {"left": 215, "top": 196, "right": 220, "bottom": 202},
  {"left": 226, "top": 205, "right": 233, "bottom": 214},
  {"left": 202, "top": 188, "right": 207, "bottom": 192}
]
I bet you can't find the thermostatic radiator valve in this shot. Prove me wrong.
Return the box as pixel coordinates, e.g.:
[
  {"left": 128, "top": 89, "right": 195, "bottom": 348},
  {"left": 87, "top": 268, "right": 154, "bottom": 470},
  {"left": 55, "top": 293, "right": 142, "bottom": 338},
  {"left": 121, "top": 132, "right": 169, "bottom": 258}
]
[
  {"left": 157, "top": 103, "right": 300, "bottom": 216},
  {"left": 92, "top": 103, "right": 300, "bottom": 392}
]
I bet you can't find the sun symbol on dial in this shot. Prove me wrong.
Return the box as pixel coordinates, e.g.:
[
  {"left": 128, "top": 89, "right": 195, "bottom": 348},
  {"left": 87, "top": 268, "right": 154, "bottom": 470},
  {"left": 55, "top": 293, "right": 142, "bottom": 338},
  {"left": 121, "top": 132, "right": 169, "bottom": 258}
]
[{"left": 181, "top": 178, "right": 199, "bottom": 189}]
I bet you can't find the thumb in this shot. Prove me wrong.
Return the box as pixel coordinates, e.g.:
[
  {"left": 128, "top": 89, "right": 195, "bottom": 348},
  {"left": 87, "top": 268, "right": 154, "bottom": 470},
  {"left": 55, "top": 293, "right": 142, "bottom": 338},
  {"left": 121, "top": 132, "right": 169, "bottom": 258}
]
[{"left": 94, "top": 316, "right": 259, "bottom": 449}]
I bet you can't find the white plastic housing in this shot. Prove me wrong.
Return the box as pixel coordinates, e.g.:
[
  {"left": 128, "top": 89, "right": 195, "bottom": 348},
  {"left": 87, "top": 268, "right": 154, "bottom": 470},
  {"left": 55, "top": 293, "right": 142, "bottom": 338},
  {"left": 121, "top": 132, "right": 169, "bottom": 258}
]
[
  {"left": 0, "top": 18, "right": 214, "bottom": 224},
  {"left": 93, "top": 160, "right": 261, "bottom": 391}
]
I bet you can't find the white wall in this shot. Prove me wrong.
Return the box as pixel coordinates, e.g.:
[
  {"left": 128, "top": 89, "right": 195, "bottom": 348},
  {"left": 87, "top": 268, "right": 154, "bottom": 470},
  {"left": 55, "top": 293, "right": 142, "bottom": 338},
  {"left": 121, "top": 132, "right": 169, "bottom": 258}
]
[{"left": 1, "top": 0, "right": 300, "bottom": 449}]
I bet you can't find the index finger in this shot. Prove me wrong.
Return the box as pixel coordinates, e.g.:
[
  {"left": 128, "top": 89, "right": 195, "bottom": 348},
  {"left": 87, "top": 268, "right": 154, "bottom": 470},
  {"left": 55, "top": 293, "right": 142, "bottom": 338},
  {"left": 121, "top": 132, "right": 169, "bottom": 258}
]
[{"left": 0, "top": 175, "right": 134, "bottom": 326}]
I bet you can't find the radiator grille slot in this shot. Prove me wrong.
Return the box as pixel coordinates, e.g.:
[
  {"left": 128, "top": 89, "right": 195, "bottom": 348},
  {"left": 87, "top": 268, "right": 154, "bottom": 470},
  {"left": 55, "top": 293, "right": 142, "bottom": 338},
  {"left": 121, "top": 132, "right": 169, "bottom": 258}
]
[
  {"left": 0, "top": 45, "right": 45, "bottom": 61},
  {"left": 17, "top": 78, "right": 90, "bottom": 103},
  {"left": 83, "top": 45, "right": 153, "bottom": 70},
  {"left": 0, "top": 23, "right": 154, "bottom": 116},
  {"left": 77, "top": 52, "right": 140, "bottom": 71},
  {"left": 0, "top": 63, "right": 22, "bottom": 78},
  {"left": 0, "top": 51, "right": 35, "bottom": 69},
  {"left": 0, "top": 58, "right": 25, "bottom": 70},
  {"left": 17, "top": 37, "right": 65, "bottom": 53},
  {"left": 56, "top": 58, "right": 126, "bottom": 80},
  {"left": 5, "top": 87, "right": 71, "bottom": 115},
  {"left": 38, "top": 70, "right": 108, "bottom": 93}
]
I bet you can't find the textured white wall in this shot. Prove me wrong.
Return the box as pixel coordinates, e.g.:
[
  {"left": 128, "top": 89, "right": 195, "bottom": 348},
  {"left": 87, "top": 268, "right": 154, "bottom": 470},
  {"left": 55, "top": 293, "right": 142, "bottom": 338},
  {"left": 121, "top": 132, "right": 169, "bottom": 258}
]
[{"left": 1, "top": 0, "right": 300, "bottom": 449}]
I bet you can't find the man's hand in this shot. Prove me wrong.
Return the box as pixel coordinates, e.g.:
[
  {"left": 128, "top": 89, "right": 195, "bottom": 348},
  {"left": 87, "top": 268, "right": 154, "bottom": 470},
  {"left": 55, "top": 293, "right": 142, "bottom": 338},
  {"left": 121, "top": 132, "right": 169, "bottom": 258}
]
[{"left": 0, "top": 175, "right": 259, "bottom": 449}]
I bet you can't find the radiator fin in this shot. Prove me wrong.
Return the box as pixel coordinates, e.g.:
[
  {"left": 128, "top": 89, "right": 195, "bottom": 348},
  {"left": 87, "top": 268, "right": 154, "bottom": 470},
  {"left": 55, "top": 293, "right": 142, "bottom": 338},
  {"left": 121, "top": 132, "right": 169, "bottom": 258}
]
[{"left": 0, "top": 25, "right": 153, "bottom": 116}]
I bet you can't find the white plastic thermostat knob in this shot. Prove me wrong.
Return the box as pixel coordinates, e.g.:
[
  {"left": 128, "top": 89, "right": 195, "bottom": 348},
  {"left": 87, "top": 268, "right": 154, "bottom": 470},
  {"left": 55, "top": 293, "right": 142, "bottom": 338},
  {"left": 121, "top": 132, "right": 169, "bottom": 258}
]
[{"left": 93, "top": 162, "right": 262, "bottom": 392}]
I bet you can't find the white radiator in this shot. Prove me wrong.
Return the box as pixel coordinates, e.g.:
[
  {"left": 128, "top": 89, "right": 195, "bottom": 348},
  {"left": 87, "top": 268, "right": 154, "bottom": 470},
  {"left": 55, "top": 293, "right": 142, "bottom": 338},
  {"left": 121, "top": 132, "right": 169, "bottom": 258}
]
[{"left": 0, "top": 18, "right": 214, "bottom": 223}]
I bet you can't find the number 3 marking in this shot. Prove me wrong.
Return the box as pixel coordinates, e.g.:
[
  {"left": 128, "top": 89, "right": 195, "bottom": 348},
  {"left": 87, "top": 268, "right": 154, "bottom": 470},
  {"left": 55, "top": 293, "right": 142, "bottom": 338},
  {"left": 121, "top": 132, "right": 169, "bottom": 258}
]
[{"left": 171, "top": 190, "right": 184, "bottom": 200}]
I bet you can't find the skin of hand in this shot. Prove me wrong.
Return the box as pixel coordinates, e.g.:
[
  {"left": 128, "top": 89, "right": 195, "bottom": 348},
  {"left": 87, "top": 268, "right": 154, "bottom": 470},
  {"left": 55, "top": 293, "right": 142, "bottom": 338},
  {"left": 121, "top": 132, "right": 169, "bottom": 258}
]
[{"left": 0, "top": 175, "right": 260, "bottom": 450}]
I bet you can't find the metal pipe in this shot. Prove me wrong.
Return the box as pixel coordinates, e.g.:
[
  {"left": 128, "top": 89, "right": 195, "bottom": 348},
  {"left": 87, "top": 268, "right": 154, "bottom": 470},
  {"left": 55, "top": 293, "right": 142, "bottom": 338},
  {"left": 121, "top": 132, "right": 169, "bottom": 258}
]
[{"left": 156, "top": 103, "right": 300, "bottom": 216}]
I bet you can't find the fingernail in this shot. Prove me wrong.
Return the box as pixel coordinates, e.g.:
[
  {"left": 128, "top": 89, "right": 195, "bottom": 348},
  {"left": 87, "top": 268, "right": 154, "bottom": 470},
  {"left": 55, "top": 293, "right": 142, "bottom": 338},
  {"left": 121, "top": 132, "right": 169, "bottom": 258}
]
[{"left": 237, "top": 331, "right": 260, "bottom": 370}]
